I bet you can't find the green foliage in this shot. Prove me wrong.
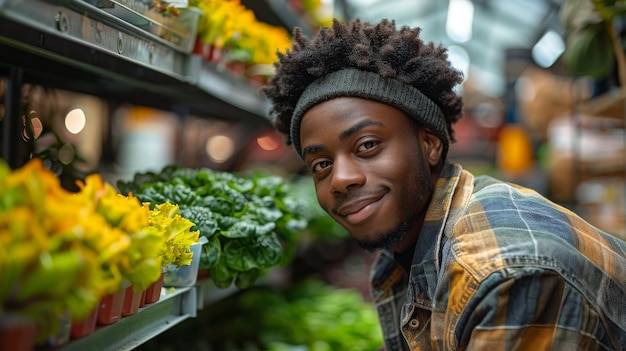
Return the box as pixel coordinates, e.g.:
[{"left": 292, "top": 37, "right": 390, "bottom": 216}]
[
  {"left": 139, "top": 279, "right": 383, "bottom": 351},
  {"left": 117, "top": 165, "right": 308, "bottom": 289},
  {"left": 562, "top": 21, "right": 615, "bottom": 78},
  {"left": 255, "top": 280, "right": 382, "bottom": 351},
  {"left": 288, "top": 176, "right": 349, "bottom": 241},
  {"left": 560, "top": 0, "right": 626, "bottom": 78}
]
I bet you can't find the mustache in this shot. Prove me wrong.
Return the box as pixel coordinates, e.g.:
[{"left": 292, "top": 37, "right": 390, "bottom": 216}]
[{"left": 331, "top": 189, "right": 384, "bottom": 216}]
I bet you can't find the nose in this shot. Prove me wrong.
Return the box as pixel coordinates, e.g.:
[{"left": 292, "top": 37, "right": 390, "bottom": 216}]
[{"left": 330, "top": 155, "right": 365, "bottom": 196}]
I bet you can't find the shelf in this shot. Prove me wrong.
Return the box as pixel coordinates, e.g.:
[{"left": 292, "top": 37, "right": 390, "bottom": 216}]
[
  {"left": 60, "top": 287, "right": 195, "bottom": 351},
  {"left": 0, "top": 0, "right": 271, "bottom": 126},
  {"left": 58, "top": 280, "right": 237, "bottom": 351},
  {"left": 241, "top": 0, "right": 315, "bottom": 36},
  {"left": 579, "top": 87, "right": 626, "bottom": 120},
  {"left": 1, "top": 1, "right": 267, "bottom": 349}
]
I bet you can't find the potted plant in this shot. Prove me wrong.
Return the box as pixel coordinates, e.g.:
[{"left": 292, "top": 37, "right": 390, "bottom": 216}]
[
  {"left": 0, "top": 159, "right": 129, "bottom": 344},
  {"left": 561, "top": 0, "right": 626, "bottom": 85},
  {"left": 143, "top": 202, "right": 201, "bottom": 300}
]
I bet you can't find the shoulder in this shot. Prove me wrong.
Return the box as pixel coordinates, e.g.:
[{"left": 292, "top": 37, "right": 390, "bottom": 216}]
[
  {"left": 446, "top": 175, "right": 626, "bottom": 279},
  {"left": 439, "top": 264, "right": 625, "bottom": 350},
  {"left": 449, "top": 175, "right": 626, "bottom": 269},
  {"left": 436, "top": 176, "right": 626, "bottom": 345}
]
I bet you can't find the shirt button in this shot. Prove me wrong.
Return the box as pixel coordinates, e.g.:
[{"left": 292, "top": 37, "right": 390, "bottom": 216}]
[{"left": 409, "top": 319, "right": 420, "bottom": 328}]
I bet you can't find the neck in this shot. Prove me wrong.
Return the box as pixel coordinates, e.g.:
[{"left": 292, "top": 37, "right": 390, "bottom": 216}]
[{"left": 394, "top": 245, "right": 415, "bottom": 272}]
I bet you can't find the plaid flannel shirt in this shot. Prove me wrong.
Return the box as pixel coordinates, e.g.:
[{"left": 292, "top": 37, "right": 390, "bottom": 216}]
[{"left": 370, "top": 163, "right": 626, "bottom": 350}]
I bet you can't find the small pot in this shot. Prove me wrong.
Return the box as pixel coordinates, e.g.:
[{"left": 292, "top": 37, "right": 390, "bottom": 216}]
[
  {"left": 0, "top": 315, "right": 36, "bottom": 351},
  {"left": 97, "top": 287, "right": 126, "bottom": 325}
]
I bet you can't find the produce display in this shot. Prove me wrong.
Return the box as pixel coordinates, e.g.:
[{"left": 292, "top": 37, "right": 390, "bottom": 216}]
[
  {"left": 0, "top": 159, "right": 199, "bottom": 342},
  {"left": 138, "top": 279, "right": 383, "bottom": 351},
  {"left": 191, "top": 0, "right": 293, "bottom": 66},
  {"left": 117, "top": 165, "right": 308, "bottom": 289}
]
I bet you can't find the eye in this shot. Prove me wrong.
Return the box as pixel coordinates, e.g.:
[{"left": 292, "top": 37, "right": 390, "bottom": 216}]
[
  {"left": 311, "top": 160, "right": 332, "bottom": 173},
  {"left": 356, "top": 139, "right": 379, "bottom": 153}
]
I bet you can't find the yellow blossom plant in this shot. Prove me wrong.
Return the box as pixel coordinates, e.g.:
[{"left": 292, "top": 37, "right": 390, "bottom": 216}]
[
  {"left": 0, "top": 159, "right": 200, "bottom": 342},
  {"left": 75, "top": 175, "right": 165, "bottom": 292},
  {"left": 191, "top": 0, "right": 291, "bottom": 66},
  {"left": 0, "top": 159, "right": 115, "bottom": 341},
  {"left": 146, "top": 202, "right": 200, "bottom": 269}
]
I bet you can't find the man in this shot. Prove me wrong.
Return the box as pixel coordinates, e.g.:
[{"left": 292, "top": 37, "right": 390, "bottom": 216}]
[{"left": 262, "top": 18, "right": 626, "bottom": 350}]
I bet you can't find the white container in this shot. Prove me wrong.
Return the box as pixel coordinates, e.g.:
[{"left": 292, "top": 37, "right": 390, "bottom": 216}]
[{"left": 163, "top": 236, "right": 208, "bottom": 288}]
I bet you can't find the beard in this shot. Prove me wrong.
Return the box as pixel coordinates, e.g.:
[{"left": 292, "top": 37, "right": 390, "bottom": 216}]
[
  {"left": 353, "top": 145, "right": 435, "bottom": 253},
  {"left": 355, "top": 220, "right": 409, "bottom": 252}
]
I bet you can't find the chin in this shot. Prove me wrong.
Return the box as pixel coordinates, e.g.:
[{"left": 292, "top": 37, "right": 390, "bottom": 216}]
[{"left": 353, "top": 221, "right": 408, "bottom": 252}]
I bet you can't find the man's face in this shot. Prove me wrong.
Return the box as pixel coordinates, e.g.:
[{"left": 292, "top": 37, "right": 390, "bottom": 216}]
[{"left": 299, "top": 97, "right": 440, "bottom": 252}]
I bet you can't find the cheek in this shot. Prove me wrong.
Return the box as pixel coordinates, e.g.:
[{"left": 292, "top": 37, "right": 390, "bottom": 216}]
[
  {"left": 314, "top": 183, "right": 332, "bottom": 212},
  {"left": 377, "top": 148, "right": 418, "bottom": 180}
]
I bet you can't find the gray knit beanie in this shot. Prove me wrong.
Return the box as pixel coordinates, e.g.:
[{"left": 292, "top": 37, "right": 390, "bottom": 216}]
[{"left": 290, "top": 69, "right": 449, "bottom": 159}]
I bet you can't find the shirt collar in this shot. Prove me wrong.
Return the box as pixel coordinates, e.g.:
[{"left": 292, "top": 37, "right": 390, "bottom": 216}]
[{"left": 371, "top": 162, "right": 467, "bottom": 303}]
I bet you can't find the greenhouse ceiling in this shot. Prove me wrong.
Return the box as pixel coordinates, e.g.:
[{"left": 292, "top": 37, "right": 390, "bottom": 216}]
[{"left": 333, "top": 0, "right": 566, "bottom": 97}]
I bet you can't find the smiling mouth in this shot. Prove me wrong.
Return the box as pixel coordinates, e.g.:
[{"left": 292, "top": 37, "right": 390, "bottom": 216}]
[{"left": 334, "top": 193, "right": 385, "bottom": 224}]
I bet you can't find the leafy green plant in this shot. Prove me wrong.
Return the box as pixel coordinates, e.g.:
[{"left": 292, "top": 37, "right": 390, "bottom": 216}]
[
  {"left": 117, "top": 165, "right": 308, "bottom": 289},
  {"left": 255, "top": 280, "right": 382, "bottom": 351},
  {"left": 561, "top": 0, "right": 626, "bottom": 83},
  {"left": 138, "top": 279, "right": 383, "bottom": 351},
  {"left": 289, "top": 176, "right": 349, "bottom": 241}
]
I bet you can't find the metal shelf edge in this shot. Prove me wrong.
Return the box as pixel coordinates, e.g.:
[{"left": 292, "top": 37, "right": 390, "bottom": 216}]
[{"left": 58, "top": 279, "right": 237, "bottom": 351}]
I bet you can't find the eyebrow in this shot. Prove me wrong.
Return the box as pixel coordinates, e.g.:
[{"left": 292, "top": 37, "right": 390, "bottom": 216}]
[
  {"left": 339, "top": 119, "right": 383, "bottom": 141},
  {"left": 301, "top": 119, "right": 384, "bottom": 159},
  {"left": 301, "top": 144, "right": 325, "bottom": 159}
]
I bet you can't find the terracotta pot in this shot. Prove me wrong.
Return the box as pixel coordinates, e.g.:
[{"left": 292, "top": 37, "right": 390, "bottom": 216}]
[
  {"left": 207, "top": 45, "right": 222, "bottom": 63},
  {"left": 70, "top": 307, "right": 98, "bottom": 339},
  {"left": 97, "top": 288, "right": 126, "bottom": 325},
  {"left": 139, "top": 289, "right": 147, "bottom": 308},
  {"left": 197, "top": 269, "right": 210, "bottom": 280},
  {"left": 226, "top": 61, "right": 246, "bottom": 78},
  {"left": 192, "top": 35, "right": 203, "bottom": 55},
  {"left": 122, "top": 284, "right": 143, "bottom": 316},
  {"left": 143, "top": 272, "right": 165, "bottom": 305},
  {"left": 0, "top": 315, "right": 36, "bottom": 351},
  {"left": 248, "top": 75, "right": 267, "bottom": 88}
]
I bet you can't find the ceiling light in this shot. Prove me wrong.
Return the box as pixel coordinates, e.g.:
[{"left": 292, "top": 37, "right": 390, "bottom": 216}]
[
  {"left": 257, "top": 134, "right": 279, "bottom": 151},
  {"left": 446, "top": 0, "right": 474, "bottom": 43},
  {"left": 65, "top": 108, "right": 86, "bottom": 134},
  {"left": 206, "top": 134, "right": 235, "bottom": 163},
  {"left": 531, "top": 30, "right": 565, "bottom": 68}
]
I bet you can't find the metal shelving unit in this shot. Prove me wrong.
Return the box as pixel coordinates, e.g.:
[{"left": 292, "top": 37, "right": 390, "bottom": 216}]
[
  {"left": 62, "top": 286, "right": 197, "bottom": 351},
  {"left": 59, "top": 280, "right": 237, "bottom": 351},
  {"left": 0, "top": 0, "right": 272, "bottom": 168},
  {"left": 0, "top": 0, "right": 264, "bottom": 348}
]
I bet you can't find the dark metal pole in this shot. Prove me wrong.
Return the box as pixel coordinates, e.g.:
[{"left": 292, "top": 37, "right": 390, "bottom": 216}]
[{"left": 2, "top": 68, "right": 25, "bottom": 169}]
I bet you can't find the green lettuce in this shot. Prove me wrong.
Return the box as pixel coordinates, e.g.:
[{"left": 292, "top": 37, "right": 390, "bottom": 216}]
[{"left": 117, "top": 165, "right": 307, "bottom": 289}]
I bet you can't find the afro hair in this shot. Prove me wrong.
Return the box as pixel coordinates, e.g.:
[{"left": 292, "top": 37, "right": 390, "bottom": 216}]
[{"left": 261, "top": 18, "right": 464, "bottom": 146}]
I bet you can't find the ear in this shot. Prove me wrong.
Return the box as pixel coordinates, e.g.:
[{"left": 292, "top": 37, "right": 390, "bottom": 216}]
[{"left": 419, "top": 128, "right": 443, "bottom": 167}]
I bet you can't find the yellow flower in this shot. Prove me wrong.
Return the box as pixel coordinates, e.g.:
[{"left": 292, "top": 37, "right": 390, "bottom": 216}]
[
  {"left": 147, "top": 202, "right": 199, "bottom": 268},
  {"left": 193, "top": 0, "right": 291, "bottom": 65}
]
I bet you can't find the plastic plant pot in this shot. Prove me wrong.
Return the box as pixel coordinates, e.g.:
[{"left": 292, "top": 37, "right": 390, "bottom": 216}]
[
  {"left": 163, "top": 236, "right": 208, "bottom": 288},
  {"left": 97, "top": 286, "right": 126, "bottom": 325},
  {"left": 70, "top": 307, "right": 98, "bottom": 339},
  {"left": 122, "top": 284, "right": 143, "bottom": 316},
  {"left": 139, "top": 289, "right": 147, "bottom": 308},
  {"left": 143, "top": 269, "right": 166, "bottom": 305},
  {"left": 0, "top": 315, "right": 36, "bottom": 351}
]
